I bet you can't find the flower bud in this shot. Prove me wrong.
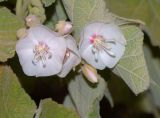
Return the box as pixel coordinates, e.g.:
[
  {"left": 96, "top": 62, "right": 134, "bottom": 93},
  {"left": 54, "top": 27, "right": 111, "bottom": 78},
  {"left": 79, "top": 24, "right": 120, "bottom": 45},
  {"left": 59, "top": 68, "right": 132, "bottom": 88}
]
[
  {"left": 55, "top": 21, "right": 73, "bottom": 35},
  {"left": 81, "top": 64, "right": 98, "bottom": 83},
  {"left": 17, "top": 28, "right": 27, "bottom": 39},
  {"left": 25, "top": 14, "right": 41, "bottom": 27}
]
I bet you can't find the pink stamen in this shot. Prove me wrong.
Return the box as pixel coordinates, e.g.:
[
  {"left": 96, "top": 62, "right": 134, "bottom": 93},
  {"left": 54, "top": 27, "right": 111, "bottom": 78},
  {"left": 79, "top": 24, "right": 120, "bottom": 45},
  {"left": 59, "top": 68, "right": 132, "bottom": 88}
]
[{"left": 89, "top": 33, "right": 97, "bottom": 44}]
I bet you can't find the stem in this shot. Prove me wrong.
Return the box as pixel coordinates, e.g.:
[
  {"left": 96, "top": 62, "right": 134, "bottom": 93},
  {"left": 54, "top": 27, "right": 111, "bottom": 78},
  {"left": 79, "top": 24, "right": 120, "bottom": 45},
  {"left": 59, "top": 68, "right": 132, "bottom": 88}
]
[{"left": 16, "top": 0, "right": 23, "bottom": 19}]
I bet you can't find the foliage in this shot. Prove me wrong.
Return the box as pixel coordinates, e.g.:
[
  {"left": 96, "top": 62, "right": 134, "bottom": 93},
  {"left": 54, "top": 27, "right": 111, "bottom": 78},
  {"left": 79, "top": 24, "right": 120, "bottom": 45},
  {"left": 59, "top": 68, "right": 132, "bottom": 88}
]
[
  {"left": 62, "top": 0, "right": 149, "bottom": 94},
  {"left": 42, "top": 0, "right": 56, "bottom": 7},
  {"left": 0, "top": 66, "right": 36, "bottom": 118},
  {"left": 0, "top": 0, "right": 160, "bottom": 117},
  {"left": 105, "top": 0, "right": 160, "bottom": 47},
  {"left": 64, "top": 74, "right": 106, "bottom": 118},
  {"left": 0, "top": 7, "right": 24, "bottom": 62},
  {"left": 36, "top": 98, "right": 79, "bottom": 118}
]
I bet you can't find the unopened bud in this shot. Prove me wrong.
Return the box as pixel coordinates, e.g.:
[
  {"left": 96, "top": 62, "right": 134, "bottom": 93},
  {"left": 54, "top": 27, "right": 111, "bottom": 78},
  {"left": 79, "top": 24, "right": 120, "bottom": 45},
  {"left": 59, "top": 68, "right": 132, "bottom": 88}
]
[
  {"left": 17, "top": 28, "right": 27, "bottom": 39},
  {"left": 81, "top": 64, "right": 98, "bottom": 83},
  {"left": 55, "top": 21, "right": 72, "bottom": 35},
  {"left": 25, "top": 14, "right": 41, "bottom": 27}
]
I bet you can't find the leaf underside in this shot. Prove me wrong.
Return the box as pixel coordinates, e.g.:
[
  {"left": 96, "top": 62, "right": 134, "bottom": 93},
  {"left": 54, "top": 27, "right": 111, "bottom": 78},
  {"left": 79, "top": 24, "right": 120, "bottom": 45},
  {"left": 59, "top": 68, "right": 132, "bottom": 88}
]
[
  {"left": 105, "top": 0, "right": 160, "bottom": 47},
  {"left": 0, "top": 66, "right": 36, "bottom": 118},
  {"left": 0, "top": 7, "right": 24, "bottom": 62}
]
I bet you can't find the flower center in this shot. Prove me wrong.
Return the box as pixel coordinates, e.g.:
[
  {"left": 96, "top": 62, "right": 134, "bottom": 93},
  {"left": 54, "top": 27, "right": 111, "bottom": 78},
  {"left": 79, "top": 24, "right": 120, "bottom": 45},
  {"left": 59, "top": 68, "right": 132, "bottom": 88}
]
[
  {"left": 32, "top": 41, "right": 52, "bottom": 68},
  {"left": 89, "top": 33, "right": 116, "bottom": 62}
]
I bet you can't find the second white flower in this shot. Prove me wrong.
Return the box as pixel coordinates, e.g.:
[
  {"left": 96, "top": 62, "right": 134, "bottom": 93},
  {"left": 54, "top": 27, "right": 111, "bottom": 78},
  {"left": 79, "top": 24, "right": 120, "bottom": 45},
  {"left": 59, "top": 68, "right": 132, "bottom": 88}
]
[{"left": 79, "top": 22, "right": 126, "bottom": 70}]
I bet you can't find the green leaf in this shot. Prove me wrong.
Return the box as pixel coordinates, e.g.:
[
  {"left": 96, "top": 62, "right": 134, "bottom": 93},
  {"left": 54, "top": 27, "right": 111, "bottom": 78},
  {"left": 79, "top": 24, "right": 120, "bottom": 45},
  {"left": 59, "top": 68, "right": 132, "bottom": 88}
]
[
  {"left": 0, "top": 7, "right": 24, "bottom": 62},
  {"left": 143, "top": 44, "right": 160, "bottom": 107},
  {"left": 68, "top": 74, "right": 106, "bottom": 118},
  {"left": 113, "top": 25, "right": 150, "bottom": 95},
  {"left": 105, "top": 0, "right": 160, "bottom": 47},
  {"left": 63, "top": 95, "right": 76, "bottom": 110},
  {"left": 38, "top": 98, "right": 79, "bottom": 118},
  {"left": 62, "top": 0, "right": 117, "bottom": 39},
  {"left": 45, "top": 0, "right": 66, "bottom": 29},
  {"left": 0, "top": 66, "right": 36, "bottom": 118},
  {"left": 62, "top": 0, "right": 150, "bottom": 94},
  {"left": 55, "top": 0, "right": 67, "bottom": 20},
  {"left": 42, "top": 0, "right": 56, "bottom": 7}
]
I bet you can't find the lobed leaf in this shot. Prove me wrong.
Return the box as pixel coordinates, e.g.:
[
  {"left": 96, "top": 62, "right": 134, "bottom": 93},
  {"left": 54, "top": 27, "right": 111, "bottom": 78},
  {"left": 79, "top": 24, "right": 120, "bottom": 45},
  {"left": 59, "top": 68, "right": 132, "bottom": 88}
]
[
  {"left": 113, "top": 25, "right": 150, "bottom": 95},
  {"left": 0, "top": 66, "right": 36, "bottom": 118},
  {"left": 0, "top": 7, "right": 24, "bottom": 62},
  {"left": 62, "top": 0, "right": 150, "bottom": 94},
  {"left": 67, "top": 74, "right": 106, "bottom": 118},
  {"left": 105, "top": 0, "right": 160, "bottom": 47},
  {"left": 38, "top": 98, "right": 79, "bottom": 118}
]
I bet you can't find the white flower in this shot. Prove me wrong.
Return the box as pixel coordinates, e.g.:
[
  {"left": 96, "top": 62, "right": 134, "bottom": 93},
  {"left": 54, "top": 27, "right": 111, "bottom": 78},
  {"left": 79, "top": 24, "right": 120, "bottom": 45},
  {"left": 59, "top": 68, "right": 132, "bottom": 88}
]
[
  {"left": 58, "top": 35, "right": 81, "bottom": 77},
  {"left": 79, "top": 22, "right": 126, "bottom": 70},
  {"left": 16, "top": 25, "right": 67, "bottom": 77}
]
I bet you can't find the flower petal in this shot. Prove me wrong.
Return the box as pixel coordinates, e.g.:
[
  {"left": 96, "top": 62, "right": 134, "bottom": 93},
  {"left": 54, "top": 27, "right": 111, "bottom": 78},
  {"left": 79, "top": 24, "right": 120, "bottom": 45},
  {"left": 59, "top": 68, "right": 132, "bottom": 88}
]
[
  {"left": 22, "top": 59, "right": 41, "bottom": 76},
  {"left": 65, "top": 35, "right": 79, "bottom": 55},
  {"left": 28, "top": 25, "right": 59, "bottom": 42},
  {"left": 17, "top": 49, "right": 41, "bottom": 76},
  {"left": 58, "top": 52, "right": 81, "bottom": 78},
  {"left": 99, "top": 23, "right": 126, "bottom": 45},
  {"left": 79, "top": 22, "right": 104, "bottom": 51},
  {"left": 35, "top": 56, "right": 62, "bottom": 77},
  {"left": 48, "top": 37, "right": 67, "bottom": 63},
  {"left": 35, "top": 37, "right": 67, "bottom": 77},
  {"left": 80, "top": 45, "right": 106, "bottom": 70},
  {"left": 58, "top": 36, "right": 81, "bottom": 77},
  {"left": 16, "top": 49, "right": 33, "bottom": 66},
  {"left": 16, "top": 35, "right": 35, "bottom": 51},
  {"left": 100, "top": 43, "right": 125, "bottom": 68}
]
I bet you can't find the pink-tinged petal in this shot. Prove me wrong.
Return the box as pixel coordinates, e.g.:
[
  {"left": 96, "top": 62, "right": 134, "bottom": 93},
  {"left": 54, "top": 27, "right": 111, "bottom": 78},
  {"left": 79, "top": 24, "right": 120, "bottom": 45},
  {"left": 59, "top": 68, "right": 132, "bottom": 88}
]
[
  {"left": 58, "top": 53, "right": 81, "bottom": 78},
  {"left": 18, "top": 48, "right": 63, "bottom": 77},
  {"left": 79, "top": 23, "right": 104, "bottom": 51},
  {"left": 28, "top": 25, "right": 59, "bottom": 42},
  {"left": 17, "top": 49, "right": 41, "bottom": 76},
  {"left": 80, "top": 45, "right": 106, "bottom": 70},
  {"left": 48, "top": 37, "right": 67, "bottom": 63},
  {"left": 82, "top": 22, "right": 104, "bottom": 42},
  {"left": 34, "top": 36, "right": 67, "bottom": 77},
  {"left": 22, "top": 59, "right": 41, "bottom": 76},
  {"left": 16, "top": 49, "right": 33, "bottom": 66},
  {"left": 58, "top": 36, "right": 81, "bottom": 77},
  {"left": 16, "top": 25, "right": 67, "bottom": 77},
  {"left": 36, "top": 57, "right": 62, "bottom": 77},
  {"left": 65, "top": 35, "right": 79, "bottom": 56},
  {"left": 16, "top": 35, "right": 36, "bottom": 51},
  {"left": 99, "top": 23, "right": 126, "bottom": 45},
  {"left": 100, "top": 43, "right": 125, "bottom": 68},
  {"left": 16, "top": 49, "right": 48, "bottom": 76}
]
